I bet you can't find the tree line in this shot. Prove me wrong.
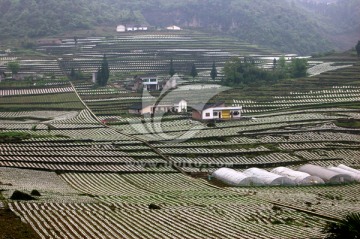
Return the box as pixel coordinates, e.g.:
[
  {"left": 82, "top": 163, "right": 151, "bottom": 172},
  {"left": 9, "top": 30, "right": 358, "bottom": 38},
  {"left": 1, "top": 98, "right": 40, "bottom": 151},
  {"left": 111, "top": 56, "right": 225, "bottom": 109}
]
[{"left": 222, "top": 56, "right": 308, "bottom": 86}]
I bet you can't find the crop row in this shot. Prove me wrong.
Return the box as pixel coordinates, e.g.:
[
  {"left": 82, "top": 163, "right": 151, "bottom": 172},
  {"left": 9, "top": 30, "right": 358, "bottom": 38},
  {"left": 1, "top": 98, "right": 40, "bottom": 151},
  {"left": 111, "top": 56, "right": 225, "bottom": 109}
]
[
  {"left": 0, "top": 87, "right": 74, "bottom": 96},
  {"left": 0, "top": 161, "right": 150, "bottom": 172},
  {"left": 9, "top": 200, "right": 325, "bottom": 239}
]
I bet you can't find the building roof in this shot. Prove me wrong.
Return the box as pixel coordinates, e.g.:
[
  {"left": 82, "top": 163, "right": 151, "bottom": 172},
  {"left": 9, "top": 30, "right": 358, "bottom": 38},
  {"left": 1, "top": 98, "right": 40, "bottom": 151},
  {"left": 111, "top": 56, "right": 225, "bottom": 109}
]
[{"left": 191, "top": 102, "right": 225, "bottom": 112}]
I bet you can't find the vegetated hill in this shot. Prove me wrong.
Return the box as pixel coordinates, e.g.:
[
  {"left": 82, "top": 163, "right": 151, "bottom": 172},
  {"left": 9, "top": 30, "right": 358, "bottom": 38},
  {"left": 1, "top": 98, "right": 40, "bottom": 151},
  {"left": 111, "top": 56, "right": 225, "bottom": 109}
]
[
  {"left": 0, "top": 0, "right": 359, "bottom": 54},
  {"left": 295, "top": 0, "right": 360, "bottom": 51}
]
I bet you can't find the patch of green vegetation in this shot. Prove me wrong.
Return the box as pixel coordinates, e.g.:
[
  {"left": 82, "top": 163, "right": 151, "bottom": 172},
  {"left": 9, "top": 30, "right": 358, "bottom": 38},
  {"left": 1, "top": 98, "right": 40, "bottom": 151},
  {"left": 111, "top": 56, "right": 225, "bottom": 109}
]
[
  {"left": 335, "top": 119, "right": 360, "bottom": 129},
  {"left": 0, "top": 131, "right": 70, "bottom": 143},
  {"left": 323, "top": 194, "right": 343, "bottom": 201},
  {"left": 0, "top": 132, "right": 33, "bottom": 143}
]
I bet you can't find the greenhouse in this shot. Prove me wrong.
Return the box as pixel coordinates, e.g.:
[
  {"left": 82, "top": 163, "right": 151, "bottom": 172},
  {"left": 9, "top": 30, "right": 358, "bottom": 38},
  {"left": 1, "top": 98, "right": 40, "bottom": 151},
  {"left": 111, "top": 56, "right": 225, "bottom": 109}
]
[
  {"left": 243, "top": 168, "right": 295, "bottom": 186},
  {"left": 338, "top": 164, "right": 360, "bottom": 175},
  {"left": 328, "top": 167, "right": 360, "bottom": 182},
  {"left": 212, "top": 168, "right": 265, "bottom": 186},
  {"left": 271, "top": 167, "right": 325, "bottom": 186},
  {"left": 298, "top": 164, "right": 353, "bottom": 184}
]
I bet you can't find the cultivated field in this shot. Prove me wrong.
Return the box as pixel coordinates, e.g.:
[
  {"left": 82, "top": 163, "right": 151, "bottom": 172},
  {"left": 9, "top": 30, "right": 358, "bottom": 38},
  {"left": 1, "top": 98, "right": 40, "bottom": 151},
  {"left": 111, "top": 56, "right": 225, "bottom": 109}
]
[{"left": 1, "top": 30, "right": 360, "bottom": 239}]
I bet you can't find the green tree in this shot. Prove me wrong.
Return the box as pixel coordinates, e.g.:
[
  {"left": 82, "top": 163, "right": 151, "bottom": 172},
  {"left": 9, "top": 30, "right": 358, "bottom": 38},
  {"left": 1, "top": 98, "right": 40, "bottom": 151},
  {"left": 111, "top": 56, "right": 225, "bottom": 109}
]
[
  {"left": 210, "top": 61, "right": 217, "bottom": 80},
  {"left": 272, "top": 58, "right": 277, "bottom": 71},
  {"left": 356, "top": 40, "right": 360, "bottom": 57},
  {"left": 289, "top": 58, "right": 308, "bottom": 78},
  {"left": 190, "top": 63, "right": 198, "bottom": 79},
  {"left": 169, "top": 58, "right": 175, "bottom": 77},
  {"left": 7, "top": 61, "right": 20, "bottom": 77},
  {"left": 322, "top": 213, "right": 360, "bottom": 239},
  {"left": 96, "top": 55, "right": 110, "bottom": 86}
]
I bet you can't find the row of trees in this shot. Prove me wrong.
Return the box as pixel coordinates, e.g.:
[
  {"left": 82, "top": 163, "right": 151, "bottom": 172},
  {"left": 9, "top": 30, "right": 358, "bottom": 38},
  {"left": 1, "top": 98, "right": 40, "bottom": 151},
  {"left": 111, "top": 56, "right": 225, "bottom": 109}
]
[{"left": 223, "top": 56, "right": 308, "bottom": 86}]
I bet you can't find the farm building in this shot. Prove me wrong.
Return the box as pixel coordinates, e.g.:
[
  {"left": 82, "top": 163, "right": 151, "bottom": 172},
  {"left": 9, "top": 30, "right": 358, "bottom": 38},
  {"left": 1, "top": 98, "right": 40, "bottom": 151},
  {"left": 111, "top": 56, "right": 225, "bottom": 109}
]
[
  {"left": 128, "top": 75, "right": 177, "bottom": 92},
  {"left": 298, "top": 164, "right": 353, "bottom": 184},
  {"left": 116, "top": 25, "right": 126, "bottom": 32},
  {"left": 129, "top": 99, "right": 187, "bottom": 115},
  {"left": 141, "top": 76, "right": 160, "bottom": 91},
  {"left": 126, "top": 24, "right": 148, "bottom": 31},
  {"left": 243, "top": 168, "right": 295, "bottom": 186},
  {"left": 166, "top": 25, "right": 182, "bottom": 31},
  {"left": 271, "top": 167, "right": 325, "bottom": 185},
  {"left": 328, "top": 166, "right": 360, "bottom": 182},
  {"left": 192, "top": 102, "right": 242, "bottom": 121},
  {"left": 212, "top": 168, "right": 265, "bottom": 186}
]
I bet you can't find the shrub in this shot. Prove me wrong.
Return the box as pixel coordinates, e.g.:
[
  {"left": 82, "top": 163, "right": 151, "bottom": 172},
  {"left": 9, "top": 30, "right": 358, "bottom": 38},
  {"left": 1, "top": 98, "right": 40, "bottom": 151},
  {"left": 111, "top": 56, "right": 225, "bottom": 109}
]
[
  {"left": 148, "top": 203, "right": 161, "bottom": 210},
  {"left": 323, "top": 213, "right": 360, "bottom": 239},
  {"left": 30, "top": 190, "right": 41, "bottom": 197},
  {"left": 10, "top": 190, "right": 36, "bottom": 201}
]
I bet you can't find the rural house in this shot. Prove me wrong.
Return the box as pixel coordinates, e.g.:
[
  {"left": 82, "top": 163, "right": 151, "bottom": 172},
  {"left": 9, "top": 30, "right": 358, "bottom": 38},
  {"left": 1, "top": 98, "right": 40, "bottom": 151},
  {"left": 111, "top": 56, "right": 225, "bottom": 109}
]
[
  {"left": 192, "top": 102, "right": 242, "bottom": 121},
  {"left": 127, "top": 75, "right": 177, "bottom": 92},
  {"left": 141, "top": 76, "right": 161, "bottom": 91},
  {"left": 129, "top": 99, "right": 187, "bottom": 115}
]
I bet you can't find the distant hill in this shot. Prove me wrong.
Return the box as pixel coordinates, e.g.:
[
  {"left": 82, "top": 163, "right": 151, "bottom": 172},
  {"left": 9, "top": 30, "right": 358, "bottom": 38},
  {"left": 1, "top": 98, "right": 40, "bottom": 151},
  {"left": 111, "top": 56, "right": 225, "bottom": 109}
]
[{"left": 0, "top": 0, "right": 359, "bottom": 54}]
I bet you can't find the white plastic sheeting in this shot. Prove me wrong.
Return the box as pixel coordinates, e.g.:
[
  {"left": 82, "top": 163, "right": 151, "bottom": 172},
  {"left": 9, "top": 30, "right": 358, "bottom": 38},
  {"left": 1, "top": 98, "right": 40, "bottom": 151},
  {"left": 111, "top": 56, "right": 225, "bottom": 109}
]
[
  {"left": 328, "top": 167, "right": 360, "bottom": 182},
  {"left": 243, "top": 168, "right": 295, "bottom": 186},
  {"left": 337, "top": 164, "right": 360, "bottom": 175},
  {"left": 212, "top": 168, "right": 264, "bottom": 186},
  {"left": 271, "top": 167, "right": 325, "bottom": 186},
  {"left": 298, "top": 164, "right": 353, "bottom": 184}
]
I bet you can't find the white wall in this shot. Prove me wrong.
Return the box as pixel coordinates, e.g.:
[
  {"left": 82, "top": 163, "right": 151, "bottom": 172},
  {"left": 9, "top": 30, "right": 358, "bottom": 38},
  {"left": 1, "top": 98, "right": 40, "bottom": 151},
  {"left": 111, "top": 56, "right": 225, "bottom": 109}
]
[{"left": 202, "top": 108, "right": 214, "bottom": 120}]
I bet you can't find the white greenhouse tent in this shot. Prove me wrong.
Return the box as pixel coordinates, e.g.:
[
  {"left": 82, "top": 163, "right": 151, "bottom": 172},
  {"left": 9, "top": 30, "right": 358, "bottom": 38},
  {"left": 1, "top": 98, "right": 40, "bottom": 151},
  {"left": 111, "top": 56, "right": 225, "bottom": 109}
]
[
  {"left": 271, "top": 167, "right": 325, "bottom": 186},
  {"left": 328, "top": 167, "right": 360, "bottom": 182},
  {"left": 212, "top": 168, "right": 265, "bottom": 186},
  {"left": 243, "top": 168, "right": 295, "bottom": 186},
  {"left": 298, "top": 164, "right": 353, "bottom": 184},
  {"left": 337, "top": 164, "right": 360, "bottom": 175}
]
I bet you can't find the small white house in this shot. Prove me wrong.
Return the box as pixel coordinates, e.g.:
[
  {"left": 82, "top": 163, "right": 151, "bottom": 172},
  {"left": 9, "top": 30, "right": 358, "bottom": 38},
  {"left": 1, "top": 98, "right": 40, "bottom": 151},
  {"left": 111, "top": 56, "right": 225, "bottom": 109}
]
[
  {"left": 192, "top": 102, "right": 242, "bottom": 121},
  {"left": 166, "top": 25, "right": 182, "bottom": 31},
  {"left": 116, "top": 25, "right": 126, "bottom": 32}
]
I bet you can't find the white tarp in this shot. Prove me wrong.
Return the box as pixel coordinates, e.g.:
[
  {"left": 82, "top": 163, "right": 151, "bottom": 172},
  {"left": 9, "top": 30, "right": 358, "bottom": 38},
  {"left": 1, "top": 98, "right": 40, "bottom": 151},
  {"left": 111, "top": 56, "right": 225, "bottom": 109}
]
[
  {"left": 243, "top": 168, "right": 295, "bottom": 186},
  {"left": 212, "top": 168, "right": 264, "bottom": 186},
  {"left": 271, "top": 167, "right": 325, "bottom": 185},
  {"left": 338, "top": 164, "right": 360, "bottom": 175},
  {"left": 328, "top": 167, "right": 360, "bottom": 182},
  {"left": 298, "top": 164, "right": 353, "bottom": 184}
]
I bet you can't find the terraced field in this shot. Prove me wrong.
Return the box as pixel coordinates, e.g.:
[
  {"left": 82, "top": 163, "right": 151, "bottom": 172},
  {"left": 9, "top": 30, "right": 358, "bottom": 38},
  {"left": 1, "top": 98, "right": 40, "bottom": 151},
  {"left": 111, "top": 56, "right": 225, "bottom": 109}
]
[{"left": 1, "top": 31, "right": 360, "bottom": 238}]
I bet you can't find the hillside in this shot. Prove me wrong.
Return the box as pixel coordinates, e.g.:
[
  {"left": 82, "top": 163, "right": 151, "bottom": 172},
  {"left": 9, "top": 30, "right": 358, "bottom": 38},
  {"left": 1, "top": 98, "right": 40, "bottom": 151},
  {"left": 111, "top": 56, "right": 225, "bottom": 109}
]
[{"left": 0, "top": 0, "right": 359, "bottom": 54}]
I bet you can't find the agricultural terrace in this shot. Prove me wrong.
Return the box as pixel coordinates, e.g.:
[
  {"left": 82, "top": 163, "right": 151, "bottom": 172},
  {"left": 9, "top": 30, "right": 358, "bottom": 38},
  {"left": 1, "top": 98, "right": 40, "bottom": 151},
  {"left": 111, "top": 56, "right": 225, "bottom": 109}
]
[{"left": 0, "top": 31, "right": 360, "bottom": 239}]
